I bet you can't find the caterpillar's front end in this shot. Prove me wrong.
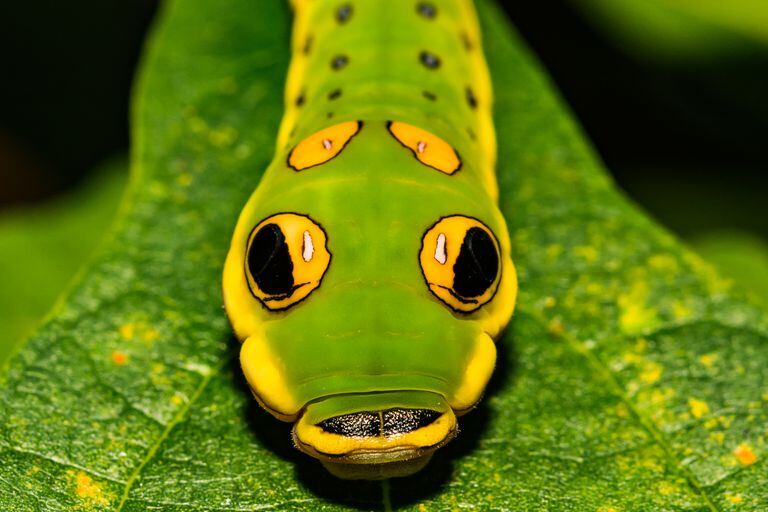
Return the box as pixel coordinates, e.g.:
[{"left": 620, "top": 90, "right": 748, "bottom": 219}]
[{"left": 222, "top": 0, "right": 517, "bottom": 479}]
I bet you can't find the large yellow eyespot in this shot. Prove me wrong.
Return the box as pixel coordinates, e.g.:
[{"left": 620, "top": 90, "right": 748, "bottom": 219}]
[
  {"left": 245, "top": 213, "right": 331, "bottom": 311},
  {"left": 387, "top": 121, "right": 461, "bottom": 175},
  {"left": 287, "top": 121, "right": 362, "bottom": 171},
  {"left": 419, "top": 215, "right": 501, "bottom": 313}
]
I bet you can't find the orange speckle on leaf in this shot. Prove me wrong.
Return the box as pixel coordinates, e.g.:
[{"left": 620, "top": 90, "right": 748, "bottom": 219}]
[
  {"left": 688, "top": 398, "right": 710, "bottom": 419},
  {"left": 111, "top": 352, "right": 128, "bottom": 365},
  {"left": 734, "top": 443, "right": 758, "bottom": 465}
]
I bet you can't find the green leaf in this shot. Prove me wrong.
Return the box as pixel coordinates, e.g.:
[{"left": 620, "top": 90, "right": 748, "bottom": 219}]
[
  {"left": 691, "top": 231, "right": 768, "bottom": 309},
  {"left": 0, "top": 160, "right": 126, "bottom": 363},
  {"left": 570, "top": 0, "right": 768, "bottom": 60},
  {"left": 1, "top": 1, "right": 766, "bottom": 510}
]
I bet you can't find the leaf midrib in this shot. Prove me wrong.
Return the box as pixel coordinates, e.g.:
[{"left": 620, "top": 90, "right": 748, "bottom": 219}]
[{"left": 114, "top": 356, "right": 232, "bottom": 511}]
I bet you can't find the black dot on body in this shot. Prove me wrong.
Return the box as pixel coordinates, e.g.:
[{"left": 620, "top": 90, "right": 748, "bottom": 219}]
[
  {"left": 452, "top": 227, "right": 499, "bottom": 298},
  {"left": 247, "top": 224, "right": 295, "bottom": 296},
  {"left": 336, "top": 3, "right": 353, "bottom": 23},
  {"left": 420, "top": 51, "right": 441, "bottom": 69},
  {"left": 466, "top": 87, "right": 477, "bottom": 109},
  {"left": 303, "top": 35, "right": 313, "bottom": 54},
  {"left": 416, "top": 2, "right": 437, "bottom": 18},
  {"left": 331, "top": 54, "right": 349, "bottom": 70},
  {"left": 295, "top": 92, "right": 305, "bottom": 107},
  {"left": 422, "top": 90, "right": 437, "bottom": 101},
  {"left": 328, "top": 89, "right": 342, "bottom": 100},
  {"left": 327, "top": 112, "right": 334, "bottom": 118},
  {"left": 460, "top": 32, "right": 473, "bottom": 51}
]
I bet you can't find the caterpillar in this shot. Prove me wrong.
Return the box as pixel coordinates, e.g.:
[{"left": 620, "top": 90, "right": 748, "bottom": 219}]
[{"left": 222, "top": 0, "right": 517, "bottom": 479}]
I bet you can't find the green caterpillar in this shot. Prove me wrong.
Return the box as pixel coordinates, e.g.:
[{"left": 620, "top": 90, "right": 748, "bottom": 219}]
[{"left": 223, "top": 0, "right": 517, "bottom": 479}]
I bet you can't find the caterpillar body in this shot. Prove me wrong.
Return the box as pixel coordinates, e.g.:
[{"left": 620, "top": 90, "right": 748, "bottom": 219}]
[{"left": 223, "top": 0, "right": 517, "bottom": 479}]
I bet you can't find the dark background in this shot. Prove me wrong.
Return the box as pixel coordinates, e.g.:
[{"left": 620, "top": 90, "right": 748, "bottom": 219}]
[{"left": 0, "top": 0, "right": 766, "bottom": 240}]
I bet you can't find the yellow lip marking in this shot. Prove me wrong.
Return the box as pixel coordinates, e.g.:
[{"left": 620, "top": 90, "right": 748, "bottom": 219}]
[
  {"left": 451, "top": 331, "right": 497, "bottom": 414},
  {"left": 240, "top": 335, "right": 300, "bottom": 421},
  {"left": 293, "top": 409, "right": 457, "bottom": 460}
]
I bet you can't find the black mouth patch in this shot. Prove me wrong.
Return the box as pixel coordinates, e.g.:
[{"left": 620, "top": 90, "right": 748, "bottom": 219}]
[{"left": 318, "top": 409, "right": 442, "bottom": 437}]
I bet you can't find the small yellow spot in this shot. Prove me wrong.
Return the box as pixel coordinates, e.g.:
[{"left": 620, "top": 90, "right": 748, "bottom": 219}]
[
  {"left": 648, "top": 254, "right": 678, "bottom": 272},
  {"left": 418, "top": 505, "right": 427, "bottom": 512},
  {"left": 176, "top": 173, "right": 193, "bottom": 187},
  {"left": 698, "top": 353, "right": 718, "bottom": 368},
  {"left": 543, "top": 296, "right": 556, "bottom": 309},
  {"left": 671, "top": 300, "right": 692, "bottom": 321},
  {"left": 111, "top": 352, "right": 128, "bottom": 365},
  {"left": 170, "top": 393, "right": 184, "bottom": 406},
  {"left": 547, "top": 317, "right": 565, "bottom": 337},
  {"left": 709, "top": 431, "right": 725, "bottom": 445},
  {"left": 761, "top": 391, "right": 768, "bottom": 402},
  {"left": 119, "top": 323, "right": 135, "bottom": 340},
  {"left": 725, "top": 493, "right": 743, "bottom": 504},
  {"left": 69, "top": 470, "right": 110, "bottom": 507},
  {"left": 545, "top": 244, "right": 563, "bottom": 261},
  {"left": 618, "top": 281, "right": 658, "bottom": 335},
  {"left": 733, "top": 443, "right": 758, "bottom": 465},
  {"left": 573, "top": 245, "right": 598, "bottom": 263},
  {"left": 640, "top": 362, "right": 663, "bottom": 384},
  {"left": 597, "top": 507, "right": 619, "bottom": 512},
  {"left": 688, "top": 398, "right": 710, "bottom": 419},
  {"left": 209, "top": 126, "right": 238, "bottom": 147},
  {"left": 142, "top": 327, "right": 160, "bottom": 342},
  {"left": 658, "top": 481, "right": 677, "bottom": 496}
]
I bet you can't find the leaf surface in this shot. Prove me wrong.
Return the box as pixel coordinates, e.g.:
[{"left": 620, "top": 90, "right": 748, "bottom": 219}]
[{"left": 1, "top": 1, "right": 766, "bottom": 510}]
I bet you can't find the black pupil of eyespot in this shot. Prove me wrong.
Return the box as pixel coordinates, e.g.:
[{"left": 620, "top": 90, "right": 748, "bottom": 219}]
[
  {"left": 452, "top": 227, "right": 498, "bottom": 298},
  {"left": 247, "top": 223, "right": 295, "bottom": 296}
]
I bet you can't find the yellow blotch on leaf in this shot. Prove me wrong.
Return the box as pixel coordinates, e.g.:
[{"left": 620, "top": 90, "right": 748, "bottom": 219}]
[
  {"left": 658, "top": 481, "right": 678, "bottom": 496},
  {"left": 698, "top": 353, "right": 718, "bottom": 368},
  {"left": 640, "top": 361, "right": 663, "bottom": 384},
  {"left": 688, "top": 398, "right": 710, "bottom": 419},
  {"left": 547, "top": 317, "right": 565, "bottom": 337},
  {"left": 725, "top": 493, "right": 743, "bottom": 504},
  {"left": 648, "top": 254, "right": 679, "bottom": 273},
  {"left": 118, "top": 323, "right": 135, "bottom": 340},
  {"left": 573, "top": 245, "right": 598, "bottom": 263},
  {"left": 733, "top": 443, "right": 758, "bottom": 465},
  {"left": 618, "top": 280, "right": 658, "bottom": 335},
  {"left": 68, "top": 470, "right": 110, "bottom": 507}
]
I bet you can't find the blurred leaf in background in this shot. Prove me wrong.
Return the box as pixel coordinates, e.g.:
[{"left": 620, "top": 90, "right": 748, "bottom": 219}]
[
  {"left": 570, "top": 0, "right": 768, "bottom": 60},
  {"left": 691, "top": 231, "right": 768, "bottom": 308},
  {"left": 565, "top": 0, "right": 768, "bottom": 306},
  {"left": 0, "top": 159, "right": 126, "bottom": 362}
]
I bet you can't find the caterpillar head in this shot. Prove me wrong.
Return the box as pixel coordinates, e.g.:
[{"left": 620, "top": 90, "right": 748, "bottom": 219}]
[{"left": 222, "top": 120, "right": 516, "bottom": 478}]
